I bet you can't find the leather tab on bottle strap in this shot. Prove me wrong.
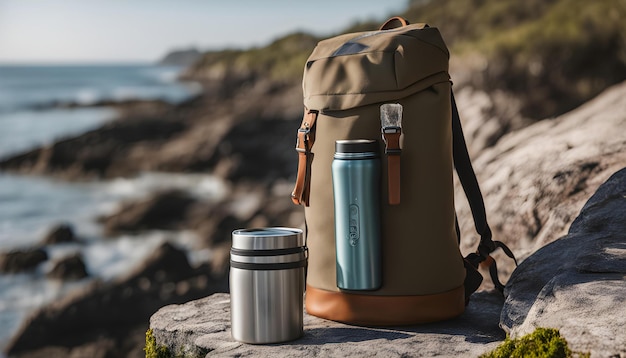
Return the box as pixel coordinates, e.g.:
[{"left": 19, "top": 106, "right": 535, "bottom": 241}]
[
  {"left": 291, "top": 110, "right": 318, "bottom": 206},
  {"left": 382, "top": 129, "right": 401, "bottom": 205}
]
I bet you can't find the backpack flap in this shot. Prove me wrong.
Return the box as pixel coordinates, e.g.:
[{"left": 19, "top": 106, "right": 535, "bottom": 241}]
[{"left": 303, "top": 24, "right": 450, "bottom": 112}]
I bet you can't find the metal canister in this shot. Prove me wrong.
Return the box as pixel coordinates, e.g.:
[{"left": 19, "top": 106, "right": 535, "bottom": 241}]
[
  {"left": 230, "top": 227, "right": 306, "bottom": 344},
  {"left": 332, "top": 139, "right": 382, "bottom": 291}
]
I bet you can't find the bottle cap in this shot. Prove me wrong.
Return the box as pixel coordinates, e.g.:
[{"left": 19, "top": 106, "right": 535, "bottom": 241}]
[{"left": 335, "top": 139, "right": 379, "bottom": 155}]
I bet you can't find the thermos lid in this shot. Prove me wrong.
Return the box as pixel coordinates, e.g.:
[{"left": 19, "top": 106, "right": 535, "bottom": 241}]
[
  {"left": 335, "top": 139, "right": 379, "bottom": 158},
  {"left": 231, "top": 227, "right": 304, "bottom": 250}
]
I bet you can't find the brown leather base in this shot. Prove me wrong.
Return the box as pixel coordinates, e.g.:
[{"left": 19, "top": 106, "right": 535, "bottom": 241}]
[{"left": 305, "top": 284, "right": 466, "bottom": 326}]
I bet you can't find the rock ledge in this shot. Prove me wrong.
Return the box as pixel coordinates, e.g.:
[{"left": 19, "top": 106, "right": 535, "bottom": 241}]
[{"left": 150, "top": 292, "right": 505, "bottom": 357}]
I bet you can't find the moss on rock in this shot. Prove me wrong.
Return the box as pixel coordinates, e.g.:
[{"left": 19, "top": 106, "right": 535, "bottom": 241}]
[
  {"left": 144, "top": 329, "right": 170, "bottom": 358},
  {"left": 480, "top": 327, "right": 590, "bottom": 358}
]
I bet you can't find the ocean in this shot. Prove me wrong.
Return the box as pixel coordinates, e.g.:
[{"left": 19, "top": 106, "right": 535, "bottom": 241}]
[{"left": 0, "top": 64, "right": 222, "bottom": 350}]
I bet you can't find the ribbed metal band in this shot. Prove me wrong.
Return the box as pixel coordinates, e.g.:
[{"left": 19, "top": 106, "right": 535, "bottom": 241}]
[
  {"left": 230, "top": 247, "right": 307, "bottom": 257},
  {"left": 230, "top": 259, "right": 308, "bottom": 271},
  {"left": 333, "top": 152, "right": 378, "bottom": 159}
]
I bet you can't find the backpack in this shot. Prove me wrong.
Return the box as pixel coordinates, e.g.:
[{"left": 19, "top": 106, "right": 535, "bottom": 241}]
[{"left": 291, "top": 17, "right": 516, "bottom": 326}]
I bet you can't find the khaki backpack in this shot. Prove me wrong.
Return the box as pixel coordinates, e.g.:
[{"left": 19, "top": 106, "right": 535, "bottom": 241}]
[{"left": 291, "top": 17, "right": 516, "bottom": 325}]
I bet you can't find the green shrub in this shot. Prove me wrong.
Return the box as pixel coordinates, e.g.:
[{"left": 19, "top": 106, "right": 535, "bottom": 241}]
[
  {"left": 186, "top": 32, "right": 318, "bottom": 85},
  {"left": 481, "top": 327, "right": 590, "bottom": 358}
]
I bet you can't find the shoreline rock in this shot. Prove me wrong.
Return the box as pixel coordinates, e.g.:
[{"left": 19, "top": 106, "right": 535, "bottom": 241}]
[
  {"left": 0, "top": 80, "right": 302, "bottom": 184},
  {"left": 46, "top": 254, "right": 89, "bottom": 281},
  {"left": 29, "top": 97, "right": 174, "bottom": 113},
  {"left": 455, "top": 80, "right": 626, "bottom": 288},
  {"left": 150, "top": 291, "right": 506, "bottom": 357},
  {"left": 100, "top": 189, "right": 198, "bottom": 236},
  {"left": 5, "top": 242, "right": 229, "bottom": 357},
  {"left": 41, "top": 223, "right": 79, "bottom": 245},
  {"left": 0, "top": 248, "right": 48, "bottom": 274},
  {"left": 501, "top": 167, "right": 626, "bottom": 357}
]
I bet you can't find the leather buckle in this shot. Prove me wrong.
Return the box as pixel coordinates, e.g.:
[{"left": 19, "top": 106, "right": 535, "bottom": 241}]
[
  {"left": 382, "top": 126, "right": 402, "bottom": 154},
  {"left": 382, "top": 126, "right": 401, "bottom": 135}
]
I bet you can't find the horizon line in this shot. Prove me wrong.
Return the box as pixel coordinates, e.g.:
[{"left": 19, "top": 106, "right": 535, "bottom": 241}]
[{"left": 0, "top": 60, "right": 165, "bottom": 66}]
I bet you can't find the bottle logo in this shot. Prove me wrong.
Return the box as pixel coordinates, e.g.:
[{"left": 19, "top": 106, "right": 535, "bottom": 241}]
[{"left": 349, "top": 204, "right": 359, "bottom": 246}]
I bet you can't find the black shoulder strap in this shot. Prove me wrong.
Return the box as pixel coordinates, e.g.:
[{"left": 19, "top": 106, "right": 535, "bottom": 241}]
[{"left": 451, "top": 90, "right": 517, "bottom": 297}]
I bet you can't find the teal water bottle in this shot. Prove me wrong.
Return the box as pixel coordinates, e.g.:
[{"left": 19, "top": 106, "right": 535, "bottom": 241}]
[{"left": 332, "top": 139, "right": 382, "bottom": 291}]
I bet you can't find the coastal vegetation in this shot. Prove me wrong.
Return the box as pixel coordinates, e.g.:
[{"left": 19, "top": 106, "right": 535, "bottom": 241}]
[
  {"left": 144, "top": 329, "right": 170, "bottom": 358},
  {"left": 184, "top": 0, "right": 625, "bottom": 120},
  {"left": 182, "top": 32, "right": 318, "bottom": 85},
  {"left": 480, "top": 328, "right": 589, "bottom": 358}
]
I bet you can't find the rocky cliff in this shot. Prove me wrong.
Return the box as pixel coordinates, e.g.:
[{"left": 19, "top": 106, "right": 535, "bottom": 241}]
[{"left": 159, "top": 48, "right": 202, "bottom": 67}]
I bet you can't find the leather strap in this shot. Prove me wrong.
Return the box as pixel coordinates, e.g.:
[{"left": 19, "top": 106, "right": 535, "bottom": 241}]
[
  {"left": 291, "top": 110, "right": 318, "bottom": 206},
  {"left": 379, "top": 16, "right": 410, "bottom": 30},
  {"left": 382, "top": 130, "right": 401, "bottom": 205}
]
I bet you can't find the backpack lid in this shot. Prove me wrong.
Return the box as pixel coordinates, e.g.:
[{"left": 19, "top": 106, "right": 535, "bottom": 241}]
[{"left": 303, "top": 24, "right": 450, "bottom": 112}]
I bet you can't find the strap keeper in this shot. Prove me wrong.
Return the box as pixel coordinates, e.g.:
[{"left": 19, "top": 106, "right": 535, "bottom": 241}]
[
  {"left": 296, "top": 127, "right": 311, "bottom": 150},
  {"left": 298, "top": 126, "right": 311, "bottom": 136},
  {"left": 381, "top": 126, "right": 402, "bottom": 206}
]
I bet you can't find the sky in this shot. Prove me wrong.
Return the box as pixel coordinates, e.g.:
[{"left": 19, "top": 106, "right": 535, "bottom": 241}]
[{"left": 0, "top": 0, "right": 409, "bottom": 64}]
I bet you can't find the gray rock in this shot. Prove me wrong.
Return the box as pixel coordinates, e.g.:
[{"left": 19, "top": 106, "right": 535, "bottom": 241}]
[
  {"left": 5, "top": 242, "right": 228, "bottom": 357},
  {"left": 455, "top": 80, "right": 626, "bottom": 286},
  {"left": 159, "top": 47, "right": 202, "bottom": 67},
  {"left": 0, "top": 248, "right": 48, "bottom": 273},
  {"left": 501, "top": 167, "right": 626, "bottom": 357},
  {"left": 100, "top": 189, "right": 197, "bottom": 236},
  {"left": 208, "top": 117, "right": 300, "bottom": 184},
  {"left": 454, "top": 87, "right": 530, "bottom": 157},
  {"left": 41, "top": 223, "right": 78, "bottom": 245},
  {"left": 150, "top": 291, "right": 506, "bottom": 357},
  {"left": 47, "top": 254, "right": 89, "bottom": 281}
]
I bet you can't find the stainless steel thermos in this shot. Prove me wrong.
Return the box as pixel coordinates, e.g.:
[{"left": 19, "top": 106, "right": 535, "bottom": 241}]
[
  {"left": 332, "top": 139, "right": 382, "bottom": 290},
  {"left": 230, "top": 228, "right": 306, "bottom": 344}
]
